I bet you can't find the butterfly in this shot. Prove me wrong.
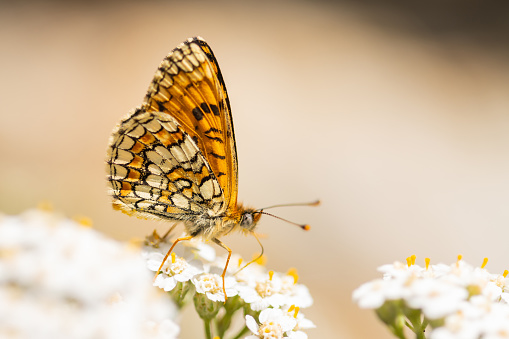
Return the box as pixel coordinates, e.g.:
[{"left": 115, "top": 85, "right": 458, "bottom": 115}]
[{"left": 106, "top": 37, "right": 315, "bottom": 299}]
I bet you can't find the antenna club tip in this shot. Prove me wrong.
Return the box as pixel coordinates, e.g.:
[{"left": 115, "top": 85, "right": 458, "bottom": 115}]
[
  {"left": 302, "top": 224, "right": 311, "bottom": 231},
  {"left": 311, "top": 200, "right": 321, "bottom": 206}
]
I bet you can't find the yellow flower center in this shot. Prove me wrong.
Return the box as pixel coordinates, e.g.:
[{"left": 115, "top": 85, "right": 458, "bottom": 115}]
[
  {"left": 258, "top": 321, "right": 283, "bottom": 339},
  {"left": 198, "top": 274, "right": 222, "bottom": 293},
  {"left": 256, "top": 280, "right": 275, "bottom": 298},
  {"left": 164, "top": 256, "right": 188, "bottom": 276}
]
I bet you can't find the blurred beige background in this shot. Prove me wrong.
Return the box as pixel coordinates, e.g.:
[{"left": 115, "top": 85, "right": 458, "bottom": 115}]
[{"left": 1, "top": 1, "right": 509, "bottom": 338}]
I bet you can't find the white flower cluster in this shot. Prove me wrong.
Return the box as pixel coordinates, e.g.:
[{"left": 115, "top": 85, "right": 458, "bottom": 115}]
[
  {"left": 353, "top": 256, "right": 509, "bottom": 339},
  {"left": 143, "top": 235, "right": 315, "bottom": 339},
  {"left": 0, "top": 209, "right": 179, "bottom": 339}
]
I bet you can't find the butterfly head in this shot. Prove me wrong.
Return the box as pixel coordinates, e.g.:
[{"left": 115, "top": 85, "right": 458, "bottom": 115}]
[{"left": 239, "top": 208, "right": 262, "bottom": 232}]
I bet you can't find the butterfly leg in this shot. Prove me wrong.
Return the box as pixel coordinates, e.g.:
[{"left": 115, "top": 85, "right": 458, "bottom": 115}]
[
  {"left": 146, "top": 222, "right": 178, "bottom": 248},
  {"left": 212, "top": 238, "right": 232, "bottom": 302},
  {"left": 160, "top": 222, "right": 179, "bottom": 243},
  {"left": 154, "top": 235, "right": 194, "bottom": 281}
]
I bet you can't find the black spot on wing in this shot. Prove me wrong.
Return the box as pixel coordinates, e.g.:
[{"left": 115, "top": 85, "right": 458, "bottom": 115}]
[
  {"left": 157, "top": 101, "right": 166, "bottom": 112},
  {"left": 204, "top": 135, "right": 223, "bottom": 143},
  {"left": 210, "top": 104, "right": 219, "bottom": 116},
  {"left": 209, "top": 152, "right": 226, "bottom": 160},
  {"left": 204, "top": 127, "right": 222, "bottom": 134},
  {"left": 194, "top": 103, "right": 220, "bottom": 119},
  {"left": 192, "top": 107, "right": 204, "bottom": 121},
  {"left": 200, "top": 102, "right": 210, "bottom": 113}
]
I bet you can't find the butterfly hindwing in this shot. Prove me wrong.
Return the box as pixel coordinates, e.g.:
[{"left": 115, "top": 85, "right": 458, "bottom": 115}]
[{"left": 107, "top": 109, "right": 224, "bottom": 220}]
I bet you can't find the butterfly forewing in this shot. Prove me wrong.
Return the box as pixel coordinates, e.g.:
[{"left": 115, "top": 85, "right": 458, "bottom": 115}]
[{"left": 142, "top": 37, "right": 238, "bottom": 214}]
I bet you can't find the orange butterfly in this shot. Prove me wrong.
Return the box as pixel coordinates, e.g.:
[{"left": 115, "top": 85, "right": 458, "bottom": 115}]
[{"left": 106, "top": 37, "right": 316, "bottom": 298}]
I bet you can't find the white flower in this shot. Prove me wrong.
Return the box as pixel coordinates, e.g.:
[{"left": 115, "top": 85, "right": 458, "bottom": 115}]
[
  {"left": 404, "top": 278, "right": 468, "bottom": 319},
  {"left": 281, "top": 305, "right": 315, "bottom": 331},
  {"left": 378, "top": 261, "right": 454, "bottom": 282},
  {"left": 192, "top": 272, "right": 237, "bottom": 302},
  {"left": 352, "top": 278, "right": 406, "bottom": 309},
  {"left": 480, "top": 303, "right": 509, "bottom": 339},
  {"left": 482, "top": 272, "right": 509, "bottom": 301},
  {"left": 147, "top": 251, "right": 204, "bottom": 292},
  {"left": 430, "top": 296, "right": 509, "bottom": 339},
  {"left": 356, "top": 256, "right": 509, "bottom": 339},
  {"left": 279, "top": 305, "right": 314, "bottom": 339},
  {"left": 0, "top": 209, "right": 179, "bottom": 339},
  {"left": 355, "top": 260, "right": 468, "bottom": 318},
  {"left": 441, "top": 261, "right": 482, "bottom": 288},
  {"left": 378, "top": 261, "right": 421, "bottom": 280},
  {"left": 239, "top": 272, "right": 286, "bottom": 311},
  {"left": 284, "top": 283, "right": 313, "bottom": 309},
  {"left": 245, "top": 308, "right": 297, "bottom": 339},
  {"left": 144, "top": 319, "right": 181, "bottom": 339},
  {"left": 238, "top": 271, "right": 312, "bottom": 311}
]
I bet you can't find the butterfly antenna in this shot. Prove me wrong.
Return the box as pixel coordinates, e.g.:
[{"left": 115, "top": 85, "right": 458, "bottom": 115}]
[
  {"left": 255, "top": 211, "right": 311, "bottom": 231},
  {"left": 258, "top": 199, "right": 320, "bottom": 210},
  {"left": 253, "top": 199, "right": 319, "bottom": 230}
]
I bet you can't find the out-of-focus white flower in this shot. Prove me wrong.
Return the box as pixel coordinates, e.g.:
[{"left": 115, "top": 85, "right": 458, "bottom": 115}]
[
  {"left": 378, "top": 261, "right": 421, "bottom": 280},
  {"left": 430, "top": 296, "right": 509, "bottom": 339},
  {"left": 352, "top": 278, "right": 406, "bottom": 309},
  {"left": 245, "top": 308, "right": 297, "bottom": 339},
  {"left": 0, "top": 209, "right": 179, "bottom": 339},
  {"left": 144, "top": 319, "right": 181, "bottom": 339},
  {"left": 286, "top": 331, "right": 308, "bottom": 339},
  {"left": 355, "top": 256, "right": 509, "bottom": 339},
  {"left": 405, "top": 278, "right": 468, "bottom": 319}
]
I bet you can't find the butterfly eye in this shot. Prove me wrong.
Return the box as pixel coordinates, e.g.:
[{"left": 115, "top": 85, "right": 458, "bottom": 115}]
[{"left": 240, "top": 213, "right": 254, "bottom": 227}]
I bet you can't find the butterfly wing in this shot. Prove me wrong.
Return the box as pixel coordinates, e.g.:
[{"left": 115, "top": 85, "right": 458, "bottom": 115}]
[
  {"left": 107, "top": 109, "right": 224, "bottom": 220},
  {"left": 143, "top": 37, "right": 238, "bottom": 213}
]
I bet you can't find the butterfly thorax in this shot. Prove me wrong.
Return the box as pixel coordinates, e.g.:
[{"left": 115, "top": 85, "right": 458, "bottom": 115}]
[{"left": 185, "top": 203, "right": 261, "bottom": 240}]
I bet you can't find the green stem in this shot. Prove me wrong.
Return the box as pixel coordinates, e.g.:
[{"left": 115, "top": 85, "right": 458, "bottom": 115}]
[
  {"left": 422, "top": 318, "right": 429, "bottom": 330},
  {"left": 217, "top": 295, "right": 243, "bottom": 338},
  {"left": 405, "top": 310, "right": 426, "bottom": 339},
  {"left": 170, "top": 281, "right": 191, "bottom": 308},
  {"left": 204, "top": 319, "right": 212, "bottom": 339},
  {"left": 176, "top": 283, "right": 186, "bottom": 307},
  {"left": 230, "top": 325, "right": 250, "bottom": 339},
  {"left": 216, "top": 312, "right": 231, "bottom": 338}
]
